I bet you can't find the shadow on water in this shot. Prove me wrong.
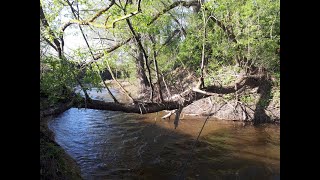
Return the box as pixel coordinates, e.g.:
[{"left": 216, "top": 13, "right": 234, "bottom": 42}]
[{"left": 48, "top": 107, "right": 279, "bottom": 180}]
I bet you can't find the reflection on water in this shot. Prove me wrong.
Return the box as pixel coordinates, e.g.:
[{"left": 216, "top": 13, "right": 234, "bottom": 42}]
[{"left": 49, "top": 108, "right": 280, "bottom": 180}]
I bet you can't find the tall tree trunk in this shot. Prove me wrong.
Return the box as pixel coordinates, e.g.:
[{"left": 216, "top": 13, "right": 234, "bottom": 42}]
[
  {"left": 126, "top": 19, "right": 154, "bottom": 101},
  {"left": 134, "top": 48, "right": 150, "bottom": 95},
  {"left": 149, "top": 35, "right": 164, "bottom": 103},
  {"left": 124, "top": 0, "right": 153, "bottom": 101},
  {"left": 200, "top": 7, "right": 207, "bottom": 89},
  {"left": 253, "top": 75, "right": 272, "bottom": 124}
]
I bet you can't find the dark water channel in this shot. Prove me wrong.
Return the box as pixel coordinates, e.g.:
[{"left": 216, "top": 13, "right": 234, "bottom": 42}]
[{"left": 48, "top": 88, "right": 280, "bottom": 179}]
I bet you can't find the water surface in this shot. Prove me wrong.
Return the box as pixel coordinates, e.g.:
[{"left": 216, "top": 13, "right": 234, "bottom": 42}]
[{"left": 49, "top": 88, "right": 280, "bottom": 179}]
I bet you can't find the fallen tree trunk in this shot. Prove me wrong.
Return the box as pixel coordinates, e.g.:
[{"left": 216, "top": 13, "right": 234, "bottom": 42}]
[
  {"left": 74, "top": 74, "right": 265, "bottom": 114},
  {"left": 40, "top": 100, "right": 74, "bottom": 118},
  {"left": 79, "top": 100, "right": 180, "bottom": 114}
]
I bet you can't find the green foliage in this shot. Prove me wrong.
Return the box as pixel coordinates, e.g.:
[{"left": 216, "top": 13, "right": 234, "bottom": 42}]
[
  {"left": 258, "top": 95, "right": 272, "bottom": 107},
  {"left": 222, "top": 94, "right": 234, "bottom": 101},
  {"left": 40, "top": 0, "right": 280, "bottom": 102},
  {"left": 272, "top": 88, "right": 280, "bottom": 107},
  {"left": 272, "top": 71, "right": 280, "bottom": 87},
  {"left": 204, "top": 0, "right": 280, "bottom": 73},
  {"left": 177, "top": 31, "right": 202, "bottom": 70},
  {"left": 240, "top": 94, "right": 255, "bottom": 104},
  {"left": 40, "top": 56, "right": 76, "bottom": 103},
  {"left": 40, "top": 137, "right": 81, "bottom": 179},
  {"left": 205, "top": 65, "right": 241, "bottom": 86}
]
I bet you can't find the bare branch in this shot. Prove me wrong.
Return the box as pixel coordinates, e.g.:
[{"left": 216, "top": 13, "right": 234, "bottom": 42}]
[
  {"left": 168, "top": 11, "right": 187, "bottom": 36},
  {"left": 40, "top": 5, "right": 61, "bottom": 52},
  {"left": 148, "top": 0, "right": 199, "bottom": 25},
  {"left": 162, "top": 109, "right": 177, "bottom": 119},
  {"left": 92, "top": 37, "right": 116, "bottom": 41},
  {"left": 60, "top": 0, "right": 141, "bottom": 31},
  {"left": 208, "top": 15, "right": 237, "bottom": 43},
  {"left": 61, "top": 19, "right": 111, "bottom": 30},
  {"left": 118, "top": 0, "right": 124, "bottom": 9},
  {"left": 80, "top": 9, "right": 100, "bottom": 11},
  {"left": 66, "top": 0, "right": 119, "bottom": 103},
  {"left": 41, "top": 3, "right": 91, "bottom": 100},
  {"left": 60, "top": 0, "right": 115, "bottom": 32},
  {"left": 41, "top": 34, "right": 57, "bottom": 51},
  {"left": 111, "top": 10, "right": 141, "bottom": 28},
  {"left": 106, "top": 59, "right": 135, "bottom": 102},
  {"left": 162, "top": 29, "right": 181, "bottom": 46},
  {"left": 87, "top": 0, "right": 115, "bottom": 22},
  {"left": 191, "top": 88, "right": 216, "bottom": 96},
  {"left": 160, "top": 1, "right": 187, "bottom": 36},
  {"left": 124, "top": 0, "right": 130, "bottom": 10},
  {"left": 81, "top": 37, "right": 133, "bottom": 66}
]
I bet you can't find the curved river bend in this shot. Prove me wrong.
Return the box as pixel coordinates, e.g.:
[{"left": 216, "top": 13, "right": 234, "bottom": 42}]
[{"left": 49, "top": 89, "right": 280, "bottom": 179}]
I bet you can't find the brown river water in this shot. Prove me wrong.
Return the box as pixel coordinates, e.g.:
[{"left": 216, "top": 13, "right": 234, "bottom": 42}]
[{"left": 48, "top": 88, "right": 280, "bottom": 179}]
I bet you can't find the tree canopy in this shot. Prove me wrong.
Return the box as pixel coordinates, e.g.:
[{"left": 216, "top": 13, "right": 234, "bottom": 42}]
[{"left": 40, "top": 0, "right": 280, "bottom": 124}]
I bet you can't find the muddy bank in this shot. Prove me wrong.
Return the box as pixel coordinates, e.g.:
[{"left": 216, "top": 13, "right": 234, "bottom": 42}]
[
  {"left": 40, "top": 98, "right": 82, "bottom": 180},
  {"left": 113, "top": 78, "right": 280, "bottom": 123},
  {"left": 182, "top": 94, "right": 280, "bottom": 123}
]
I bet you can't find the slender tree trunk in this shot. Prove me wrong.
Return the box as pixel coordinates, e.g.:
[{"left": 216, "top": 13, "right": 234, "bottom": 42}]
[
  {"left": 106, "top": 59, "right": 135, "bottom": 103},
  {"left": 149, "top": 35, "right": 164, "bottom": 102},
  {"left": 162, "top": 75, "right": 172, "bottom": 98},
  {"left": 78, "top": 25, "right": 119, "bottom": 103},
  {"left": 126, "top": 19, "right": 154, "bottom": 101},
  {"left": 200, "top": 4, "right": 207, "bottom": 89},
  {"left": 253, "top": 76, "right": 272, "bottom": 124},
  {"left": 124, "top": 0, "right": 153, "bottom": 101},
  {"left": 134, "top": 48, "right": 150, "bottom": 95},
  {"left": 100, "top": 75, "right": 119, "bottom": 103},
  {"left": 65, "top": 1, "right": 119, "bottom": 103}
]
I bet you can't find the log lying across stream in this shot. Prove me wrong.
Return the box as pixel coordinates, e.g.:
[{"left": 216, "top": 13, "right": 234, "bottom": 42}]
[{"left": 76, "top": 74, "right": 266, "bottom": 115}]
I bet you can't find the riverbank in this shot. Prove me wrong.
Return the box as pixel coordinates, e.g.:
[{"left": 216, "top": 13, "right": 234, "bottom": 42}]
[
  {"left": 40, "top": 76, "right": 279, "bottom": 179},
  {"left": 106, "top": 68, "right": 280, "bottom": 123},
  {"left": 40, "top": 97, "right": 82, "bottom": 180}
]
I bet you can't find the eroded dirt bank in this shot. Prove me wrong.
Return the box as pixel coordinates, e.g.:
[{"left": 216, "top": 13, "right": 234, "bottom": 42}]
[{"left": 110, "top": 77, "right": 280, "bottom": 123}]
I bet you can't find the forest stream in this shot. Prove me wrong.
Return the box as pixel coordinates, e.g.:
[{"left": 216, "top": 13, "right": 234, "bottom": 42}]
[{"left": 48, "top": 88, "right": 280, "bottom": 179}]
